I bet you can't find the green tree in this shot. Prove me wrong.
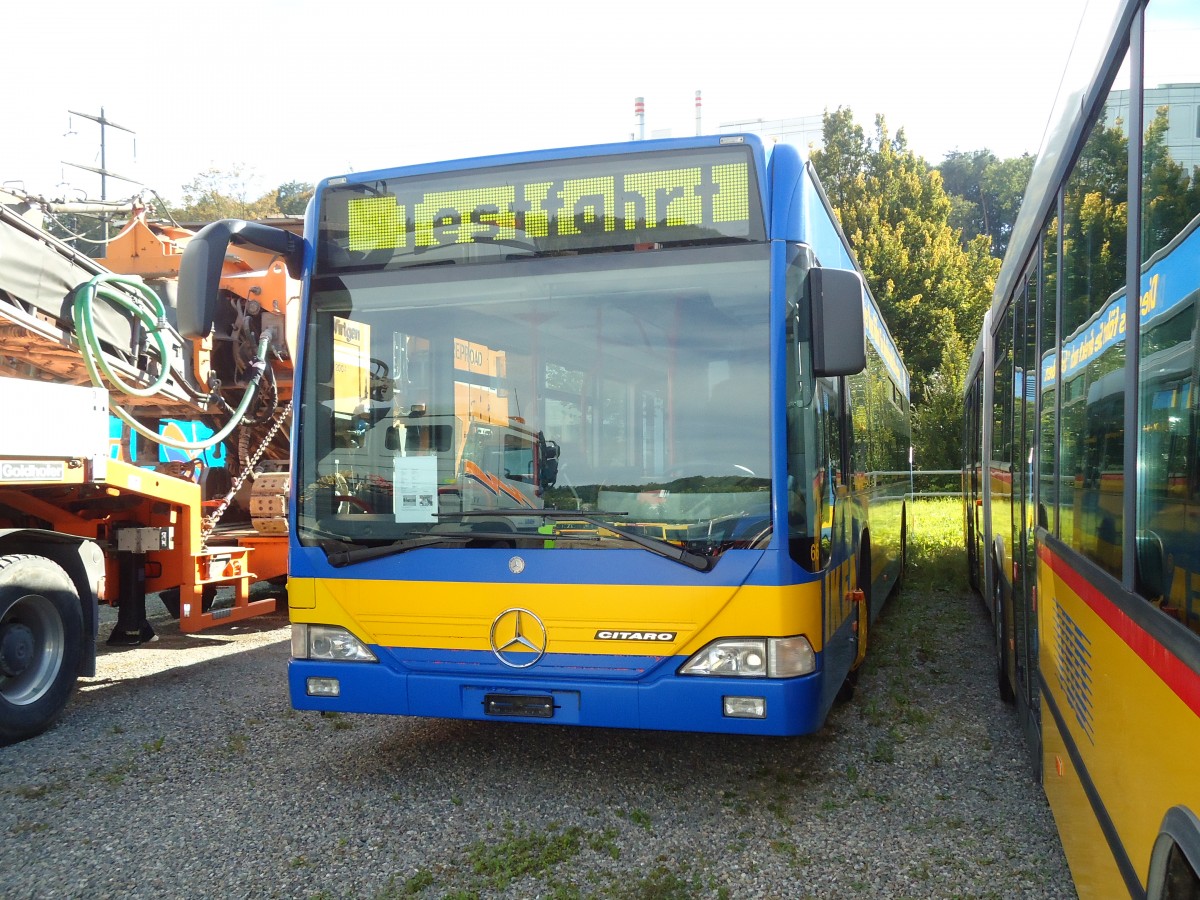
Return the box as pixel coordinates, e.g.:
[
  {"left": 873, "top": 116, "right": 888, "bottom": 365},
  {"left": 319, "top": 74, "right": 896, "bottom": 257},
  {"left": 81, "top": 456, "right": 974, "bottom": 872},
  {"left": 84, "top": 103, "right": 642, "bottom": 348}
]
[
  {"left": 981, "top": 155, "right": 1034, "bottom": 257},
  {"left": 1141, "top": 106, "right": 1198, "bottom": 255},
  {"left": 40, "top": 211, "right": 106, "bottom": 258},
  {"left": 276, "top": 180, "right": 315, "bottom": 216},
  {"left": 911, "top": 333, "right": 969, "bottom": 470},
  {"left": 939, "top": 150, "right": 993, "bottom": 242},
  {"left": 811, "top": 107, "right": 872, "bottom": 227},
  {"left": 938, "top": 150, "right": 1033, "bottom": 257},
  {"left": 1060, "top": 109, "right": 1128, "bottom": 331},
  {"left": 811, "top": 109, "right": 998, "bottom": 404},
  {"left": 172, "top": 166, "right": 282, "bottom": 222}
]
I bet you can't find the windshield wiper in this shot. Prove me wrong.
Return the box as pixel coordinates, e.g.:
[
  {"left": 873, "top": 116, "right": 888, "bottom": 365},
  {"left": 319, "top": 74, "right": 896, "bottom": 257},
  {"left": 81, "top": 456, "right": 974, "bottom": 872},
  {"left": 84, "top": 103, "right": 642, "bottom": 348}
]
[
  {"left": 321, "top": 528, "right": 562, "bottom": 568},
  {"left": 323, "top": 535, "right": 470, "bottom": 567},
  {"left": 445, "top": 509, "right": 714, "bottom": 572}
]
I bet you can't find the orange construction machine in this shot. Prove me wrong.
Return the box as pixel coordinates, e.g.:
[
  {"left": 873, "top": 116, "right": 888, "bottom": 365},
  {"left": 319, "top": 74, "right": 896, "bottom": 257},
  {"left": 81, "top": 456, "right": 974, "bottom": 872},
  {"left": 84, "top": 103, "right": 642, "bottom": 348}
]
[{"left": 0, "top": 189, "right": 301, "bottom": 743}]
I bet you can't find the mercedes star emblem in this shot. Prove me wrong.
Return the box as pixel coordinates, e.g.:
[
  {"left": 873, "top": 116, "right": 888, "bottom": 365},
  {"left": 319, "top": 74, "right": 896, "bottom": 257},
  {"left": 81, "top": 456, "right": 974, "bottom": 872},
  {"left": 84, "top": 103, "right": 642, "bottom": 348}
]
[{"left": 489, "top": 607, "right": 547, "bottom": 668}]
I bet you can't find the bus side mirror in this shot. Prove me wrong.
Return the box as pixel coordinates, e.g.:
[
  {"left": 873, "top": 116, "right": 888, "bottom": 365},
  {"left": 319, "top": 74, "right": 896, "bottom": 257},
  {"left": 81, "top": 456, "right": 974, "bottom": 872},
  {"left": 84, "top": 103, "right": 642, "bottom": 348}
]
[
  {"left": 177, "top": 219, "right": 304, "bottom": 339},
  {"left": 808, "top": 268, "right": 866, "bottom": 377}
]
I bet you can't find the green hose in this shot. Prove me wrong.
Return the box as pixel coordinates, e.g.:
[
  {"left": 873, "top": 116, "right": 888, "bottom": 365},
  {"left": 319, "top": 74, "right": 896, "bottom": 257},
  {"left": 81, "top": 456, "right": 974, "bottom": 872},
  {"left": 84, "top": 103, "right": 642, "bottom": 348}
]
[{"left": 74, "top": 272, "right": 270, "bottom": 452}]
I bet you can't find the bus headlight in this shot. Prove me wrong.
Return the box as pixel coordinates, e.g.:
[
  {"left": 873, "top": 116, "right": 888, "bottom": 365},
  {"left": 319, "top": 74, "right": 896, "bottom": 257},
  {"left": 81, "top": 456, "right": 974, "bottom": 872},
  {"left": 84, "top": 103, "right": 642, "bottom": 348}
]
[
  {"left": 680, "top": 636, "right": 815, "bottom": 678},
  {"left": 291, "top": 624, "right": 377, "bottom": 662},
  {"left": 680, "top": 639, "right": 767, "bottom": 677}
]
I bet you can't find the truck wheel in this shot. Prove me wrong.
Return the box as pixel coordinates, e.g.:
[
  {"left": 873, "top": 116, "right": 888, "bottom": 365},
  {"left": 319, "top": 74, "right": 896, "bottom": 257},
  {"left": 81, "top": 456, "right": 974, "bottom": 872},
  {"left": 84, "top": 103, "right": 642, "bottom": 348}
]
[{"left": 0, "top": 554, "right": 84, "bottom": 745}]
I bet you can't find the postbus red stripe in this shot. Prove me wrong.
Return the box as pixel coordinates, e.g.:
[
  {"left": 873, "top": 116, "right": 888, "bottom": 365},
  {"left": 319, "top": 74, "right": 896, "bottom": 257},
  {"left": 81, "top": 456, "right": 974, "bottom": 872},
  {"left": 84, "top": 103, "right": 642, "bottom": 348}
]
[{"left": 1040, "top": 544, "right": 1200, "bottom": 718}]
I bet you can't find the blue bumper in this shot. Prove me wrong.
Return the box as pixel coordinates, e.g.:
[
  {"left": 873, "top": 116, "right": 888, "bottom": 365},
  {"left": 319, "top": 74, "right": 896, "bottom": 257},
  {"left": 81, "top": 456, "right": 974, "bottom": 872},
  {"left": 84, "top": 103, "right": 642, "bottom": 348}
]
[{"left": 288, "top": 653, "right": 827, "bottom": 736}]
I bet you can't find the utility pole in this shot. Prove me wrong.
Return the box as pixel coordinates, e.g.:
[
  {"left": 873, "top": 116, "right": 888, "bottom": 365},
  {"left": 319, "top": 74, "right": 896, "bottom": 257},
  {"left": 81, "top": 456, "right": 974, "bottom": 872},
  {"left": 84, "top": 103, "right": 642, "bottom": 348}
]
[
  {"left": 62, "top": 108, "right": 139, "bottom": 247},
  {"left": 64, "top": 107, "right": 137, "bottom": 201}
]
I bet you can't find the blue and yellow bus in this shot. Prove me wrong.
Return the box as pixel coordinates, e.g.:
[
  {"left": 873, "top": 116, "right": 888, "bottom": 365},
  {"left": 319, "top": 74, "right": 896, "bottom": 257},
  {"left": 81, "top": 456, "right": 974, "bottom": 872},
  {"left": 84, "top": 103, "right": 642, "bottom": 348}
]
[
  {"left": 181, "top": 134, "right": 909, "bottom": 736},
  {"left": 963, "top": 0, "right": 1200, "bottom": 894}
]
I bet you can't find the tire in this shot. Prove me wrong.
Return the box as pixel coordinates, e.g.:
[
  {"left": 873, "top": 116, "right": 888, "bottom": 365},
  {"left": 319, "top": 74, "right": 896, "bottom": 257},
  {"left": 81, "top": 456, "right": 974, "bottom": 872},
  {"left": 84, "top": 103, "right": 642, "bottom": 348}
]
[{"left": 0, "top": 554, "right": 84, "bottom": 745}]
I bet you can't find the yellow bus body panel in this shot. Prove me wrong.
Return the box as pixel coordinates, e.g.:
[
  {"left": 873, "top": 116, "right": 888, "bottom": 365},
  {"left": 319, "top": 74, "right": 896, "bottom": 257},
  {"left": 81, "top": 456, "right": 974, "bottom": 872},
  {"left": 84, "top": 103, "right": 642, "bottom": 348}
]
[
  {"left": 289, "top": 576, "right": 826, "bottom": 656},
  {"left": 1039, "top": 548, "right": 1200, "bottom": 898}
]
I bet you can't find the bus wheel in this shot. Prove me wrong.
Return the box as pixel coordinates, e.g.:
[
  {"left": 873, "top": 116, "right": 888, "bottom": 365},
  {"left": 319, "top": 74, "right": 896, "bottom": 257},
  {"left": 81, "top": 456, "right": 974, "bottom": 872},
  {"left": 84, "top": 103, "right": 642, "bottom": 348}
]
[
  {"left": 836, "top": 669, "right": 858, "bottom": 703},
  {"left": 835, "top": 630, "right": 864, "bottom": 703},
  {"left": 992, "top": 573, "right": 1015, "bottom": 705},
  {"left": 0, "top": 554, "right": 84, "bottom": 745},
  {"left": 836, "top": 643, "right": 861, "bottom": 704}
]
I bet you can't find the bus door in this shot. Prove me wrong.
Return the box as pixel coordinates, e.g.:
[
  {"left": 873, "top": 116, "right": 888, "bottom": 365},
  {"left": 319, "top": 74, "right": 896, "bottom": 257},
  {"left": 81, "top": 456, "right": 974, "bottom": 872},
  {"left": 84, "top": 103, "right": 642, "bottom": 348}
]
[
  {"left": 991, "top": 300, "right": 1017, "bottom": 702},
  {"left": 815, "top": 375, "right": 859, "bottom": 658},
  {"left": 1010, "top": 269, "right": 1039, "bottom": 722}
]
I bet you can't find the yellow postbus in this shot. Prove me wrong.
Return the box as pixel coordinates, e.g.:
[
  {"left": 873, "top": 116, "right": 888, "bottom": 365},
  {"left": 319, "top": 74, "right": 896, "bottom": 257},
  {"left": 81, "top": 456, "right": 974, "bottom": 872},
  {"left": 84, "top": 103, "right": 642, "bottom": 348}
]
[{"left": 963, "top": 1, "right": 1200, "bottom": 896}]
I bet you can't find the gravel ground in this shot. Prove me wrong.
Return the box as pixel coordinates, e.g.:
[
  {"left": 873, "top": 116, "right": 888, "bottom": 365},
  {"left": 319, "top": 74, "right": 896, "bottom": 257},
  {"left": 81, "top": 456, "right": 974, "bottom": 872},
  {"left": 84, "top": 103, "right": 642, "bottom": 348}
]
[{"left": 0, "top": 577, "right": 1076, "bottom": 899}]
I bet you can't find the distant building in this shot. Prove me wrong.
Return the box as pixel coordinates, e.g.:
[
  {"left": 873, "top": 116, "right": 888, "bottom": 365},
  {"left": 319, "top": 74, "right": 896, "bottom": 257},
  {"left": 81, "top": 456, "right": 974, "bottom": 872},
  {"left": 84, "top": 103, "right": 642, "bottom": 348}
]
[
  {"left": 718, "top": 116, "right": 825, "bottom": 155},
  {"left": 1105, "top": 83, "right": 1200, "bottom": 173}
]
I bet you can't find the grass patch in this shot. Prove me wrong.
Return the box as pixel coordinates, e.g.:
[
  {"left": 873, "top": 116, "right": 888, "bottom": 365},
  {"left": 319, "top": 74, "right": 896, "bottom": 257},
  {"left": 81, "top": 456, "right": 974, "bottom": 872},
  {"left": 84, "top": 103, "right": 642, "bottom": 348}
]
[
  {"left": 399, "top": 870, "right": 434, "bottom": 894},
  {"left": 465, "top": 821, "right": 583, "bottom": 891},
  {"left": 588, "top": 826, "right": 621, "bottom": 860},
  {"left": 605, "top": 865, "right": 706, "bottom": 900},
  {"left": 13, "top": 783, "right": 60, "bottom": 800},
  {"left": 627, "top": 808, "right": 652, "bottom": 831},
  {"left": 906, "top": 497, "right": 969, "bottom": 594}
]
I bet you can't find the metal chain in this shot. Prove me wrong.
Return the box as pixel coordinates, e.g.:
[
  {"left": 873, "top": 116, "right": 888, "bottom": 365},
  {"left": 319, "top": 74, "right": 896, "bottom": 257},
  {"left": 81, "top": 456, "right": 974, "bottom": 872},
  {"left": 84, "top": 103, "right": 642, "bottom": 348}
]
[{"left": 201, "top": 400, "right": 293, "bottom": 544}]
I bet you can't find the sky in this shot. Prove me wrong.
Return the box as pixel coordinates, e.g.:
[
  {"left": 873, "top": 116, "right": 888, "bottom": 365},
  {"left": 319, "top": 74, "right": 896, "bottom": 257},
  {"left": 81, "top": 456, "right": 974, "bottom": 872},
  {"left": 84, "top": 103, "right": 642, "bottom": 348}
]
[{"left": 3, "top": 0, "right": 1093, "bottom": 206}]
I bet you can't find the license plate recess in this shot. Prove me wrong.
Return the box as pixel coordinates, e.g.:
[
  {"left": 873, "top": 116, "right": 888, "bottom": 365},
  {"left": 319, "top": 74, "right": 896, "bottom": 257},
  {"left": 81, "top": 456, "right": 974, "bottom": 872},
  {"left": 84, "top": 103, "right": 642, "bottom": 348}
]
[{"left": 483, "top": 693, "right": 556, "bottom": 718}]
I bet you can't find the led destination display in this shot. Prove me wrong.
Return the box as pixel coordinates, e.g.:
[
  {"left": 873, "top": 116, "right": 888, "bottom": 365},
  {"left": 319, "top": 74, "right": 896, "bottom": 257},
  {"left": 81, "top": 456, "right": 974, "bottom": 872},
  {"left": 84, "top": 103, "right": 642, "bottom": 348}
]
[{"left": 319, "top": 146, "right": 763, "bottom": 267}]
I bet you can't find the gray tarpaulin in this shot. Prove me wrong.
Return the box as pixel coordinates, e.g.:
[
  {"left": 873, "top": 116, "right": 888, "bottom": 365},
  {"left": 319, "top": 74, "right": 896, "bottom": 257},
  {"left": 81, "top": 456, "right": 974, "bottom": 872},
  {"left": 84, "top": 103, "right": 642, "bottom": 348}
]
[{"left": 0, "top": 203, "right": 136, "bottom": 351}]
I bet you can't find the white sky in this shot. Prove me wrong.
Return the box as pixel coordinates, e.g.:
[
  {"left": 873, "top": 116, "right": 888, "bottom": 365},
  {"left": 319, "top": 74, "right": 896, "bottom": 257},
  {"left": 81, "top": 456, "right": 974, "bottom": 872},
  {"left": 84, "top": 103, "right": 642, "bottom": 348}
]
[{"left": 4, "top": 0, "right": 1092, "bottom": 205}]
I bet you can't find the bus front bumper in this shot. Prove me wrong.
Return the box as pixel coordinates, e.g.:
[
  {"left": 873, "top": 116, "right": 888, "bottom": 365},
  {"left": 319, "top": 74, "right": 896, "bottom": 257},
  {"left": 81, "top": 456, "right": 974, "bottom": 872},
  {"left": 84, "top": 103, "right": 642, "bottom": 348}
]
[{"left": 288, "top": 658, "right": 827, "bottom": 736}]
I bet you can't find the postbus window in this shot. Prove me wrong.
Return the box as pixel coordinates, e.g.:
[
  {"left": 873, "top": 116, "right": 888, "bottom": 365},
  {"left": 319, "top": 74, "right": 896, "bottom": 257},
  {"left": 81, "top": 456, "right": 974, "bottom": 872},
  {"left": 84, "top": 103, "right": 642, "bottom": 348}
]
[
  {"left": 992, "top": 310, "right": 1013, "bottom": 469},
  {"left": 1039, "top": 216, "right": 1059, "bottom": 534},
  {"left": 1057, "top": 47, "right": 1131, "bottom": 579},
  {"left": 991, "top": 303, "right": 1015, "bottom": 576},
  {"left": 1012, "top": 271, "right": 1039, "bottom": 707},
  {"left": 1136, "top": 3, "right": 1200, "bottom": 631}
]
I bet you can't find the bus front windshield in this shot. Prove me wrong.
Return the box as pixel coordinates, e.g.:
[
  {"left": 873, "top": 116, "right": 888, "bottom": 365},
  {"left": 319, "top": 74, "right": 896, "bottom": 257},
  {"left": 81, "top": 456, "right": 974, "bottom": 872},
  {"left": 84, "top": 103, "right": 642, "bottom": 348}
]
[{"left": 297, "top": 243, "right": 771, "bottom": 563}]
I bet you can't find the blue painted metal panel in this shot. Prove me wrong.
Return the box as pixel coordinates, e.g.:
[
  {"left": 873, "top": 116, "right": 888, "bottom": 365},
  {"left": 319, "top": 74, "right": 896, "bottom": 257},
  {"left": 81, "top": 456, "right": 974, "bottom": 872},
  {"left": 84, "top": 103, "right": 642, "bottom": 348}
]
[{"left": 289, "top": 649, "right": 826, "bottom": 736}]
